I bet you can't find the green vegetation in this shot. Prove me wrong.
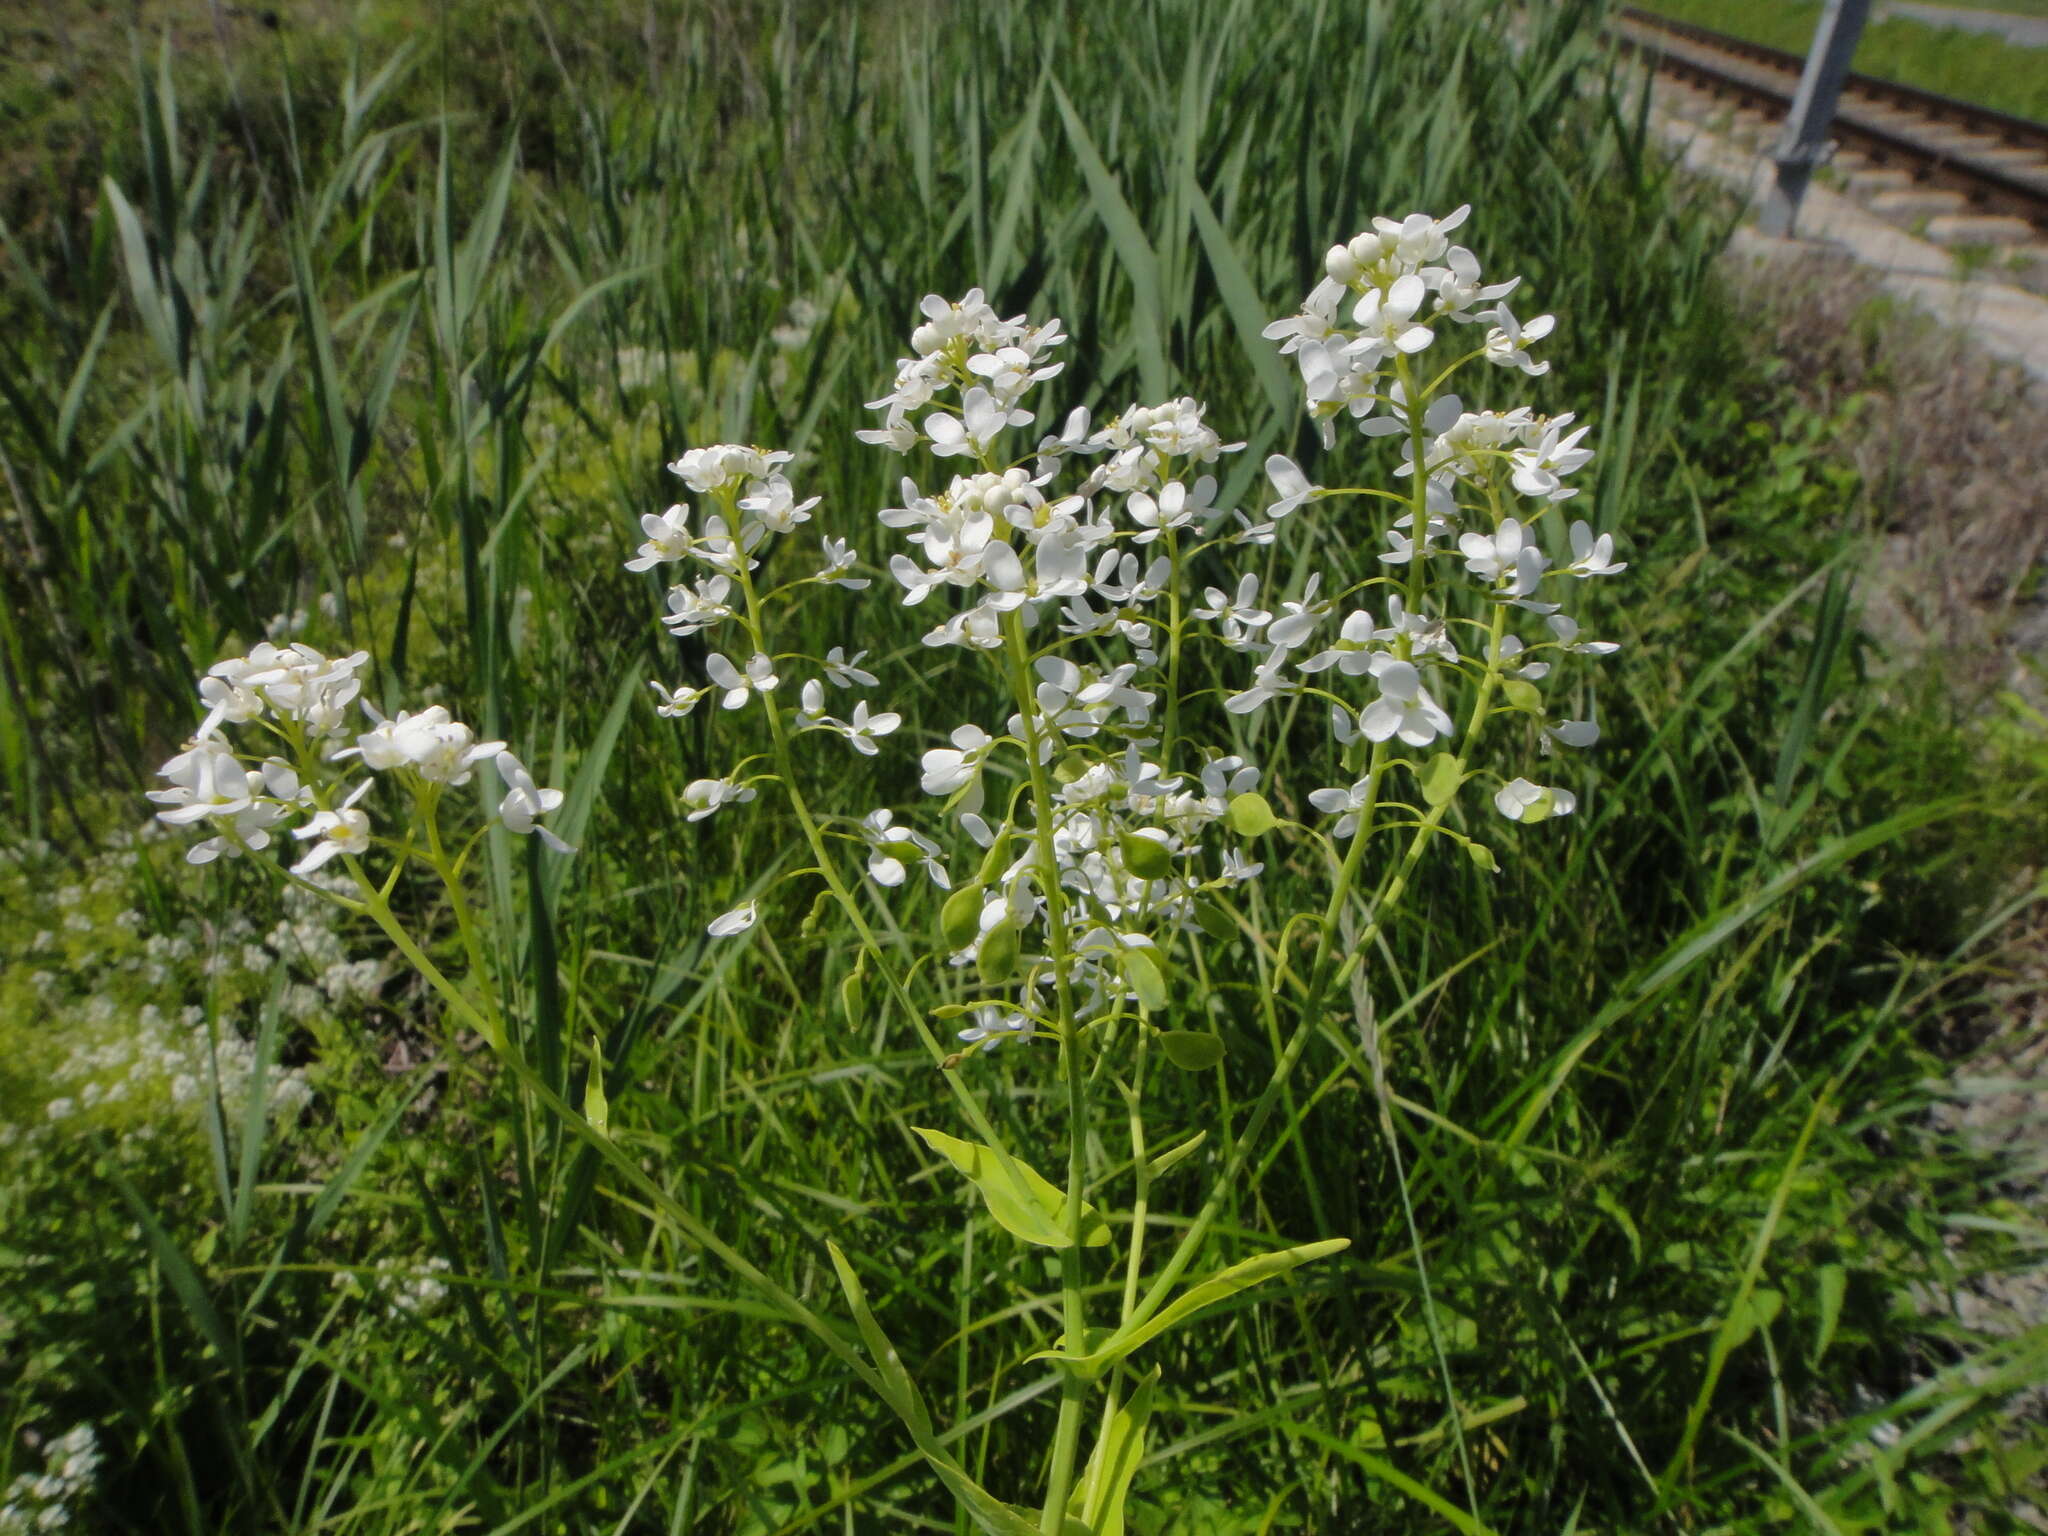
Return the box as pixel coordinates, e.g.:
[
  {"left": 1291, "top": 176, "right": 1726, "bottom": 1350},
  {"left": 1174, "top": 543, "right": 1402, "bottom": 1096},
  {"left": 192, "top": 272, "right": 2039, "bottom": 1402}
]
[
  {"left": 1641, "top": 0, "right": 2048, "bottom": 119},
  {"left": 2, "top": 0, "right": 2044, "bottom": 1532}
]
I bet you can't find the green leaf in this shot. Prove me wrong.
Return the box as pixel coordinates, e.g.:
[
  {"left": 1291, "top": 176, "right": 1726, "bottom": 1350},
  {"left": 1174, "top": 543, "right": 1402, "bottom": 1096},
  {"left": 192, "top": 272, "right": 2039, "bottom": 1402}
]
[
  {"left": 1226, "top": 791, "right": 1277, "bottom": 836},
  {"left": 1047, "top": 77, "right": 1167, "bottom": 401},
  {"left": 829, "top": 1245, "right": 1041, "bottom": 1536},
  {"left": 1420, "top": 752, "right": 1464, "bottom": 808},
  {"left": 1119, "top": 830, "right": 1174, "bottom": 881},
  {"left": 1032, "top": 1238, "right": 1349, "bottom": 1377},
  {"left": 1724, "top": 1286, "right": 1784, "bottom": 1354},
  {"left": 911, "top": 1128, "right": 1110, "bottom": 1249},
  {"left": 1159, "top": 1031, "right": 1224, "bottom": 1071},
  {"left": 1070, "top": 1368, "right": 1157, "bottom": 1536},
  {"left": 941, "top": 883, "right": 985, "bottom": 950},
  {"left": 978, "top": 917, "right": 1021, "bottom": 986},
  {"left": 1145, "top": 1131, "right": 1206, "bottom": 1181},
  {"left": 582, "top": 1034, "right": 609, "bottom": 1137},
  {"left": 1124, "top": 948, "right": 1168, "bottom": 1013},
  {"left": 1195, "top": 901, "right": 1236, "bottom": 943},
  {"left": 1007, "top": 1509, "right": 1090, "bottom": 1536},
  {"left": 1813, "top": 1264, "right": 1847, "bottom": 1362},
  {"left": 839, "top": 969, "right": 865, "bottom": 1024}
]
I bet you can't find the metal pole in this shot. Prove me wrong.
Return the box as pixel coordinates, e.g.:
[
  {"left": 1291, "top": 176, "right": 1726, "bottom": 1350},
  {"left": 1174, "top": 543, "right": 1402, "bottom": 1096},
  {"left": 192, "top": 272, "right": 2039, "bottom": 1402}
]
[{"left": 1758, "top": 0, "right": 1873, "bottom": 237}]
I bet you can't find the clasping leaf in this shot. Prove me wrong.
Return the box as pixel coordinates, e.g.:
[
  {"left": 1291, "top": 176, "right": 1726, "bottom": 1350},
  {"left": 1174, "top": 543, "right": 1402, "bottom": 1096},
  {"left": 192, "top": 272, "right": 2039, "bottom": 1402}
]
[
  {"left": 1031, "top": 1238, "right": 1348, "bottom": 1377},
  {"left": 912, "top": 1127, "right": 1110, "bottom": 1249}
]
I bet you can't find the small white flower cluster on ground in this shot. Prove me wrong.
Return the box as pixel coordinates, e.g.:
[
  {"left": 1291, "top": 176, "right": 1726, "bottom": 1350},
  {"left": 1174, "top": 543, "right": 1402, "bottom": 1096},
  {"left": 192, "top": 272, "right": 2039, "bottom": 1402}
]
[
  {"left": 0, "top": 1424, "right": 101, "bottom": 1535},
  {"left": 0, "top": 832, "right": 350, "bottom": 1158},
  {"left": 332, "top": 1256, "right": 454, "bottom": 1319},
  {"left": 148, "top": 642, "right": 572, "bottom": 870}
]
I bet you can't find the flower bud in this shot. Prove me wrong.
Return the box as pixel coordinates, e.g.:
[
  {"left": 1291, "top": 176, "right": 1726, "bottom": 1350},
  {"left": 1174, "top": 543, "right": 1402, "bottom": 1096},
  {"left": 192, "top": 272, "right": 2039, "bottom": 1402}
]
[{"left": 1324, "top": 244, "right": 1361, "bottom": 284}]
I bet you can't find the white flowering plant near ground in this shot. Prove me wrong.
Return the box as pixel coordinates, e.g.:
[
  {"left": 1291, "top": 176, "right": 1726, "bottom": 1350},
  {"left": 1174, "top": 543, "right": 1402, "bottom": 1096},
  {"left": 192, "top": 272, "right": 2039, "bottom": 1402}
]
[
  {"left": 611, "top": 206, "right": 1626, "bottom": 1532},
  {"left": 143, "top": 203, "right": 1622, "bottom": 1532}
]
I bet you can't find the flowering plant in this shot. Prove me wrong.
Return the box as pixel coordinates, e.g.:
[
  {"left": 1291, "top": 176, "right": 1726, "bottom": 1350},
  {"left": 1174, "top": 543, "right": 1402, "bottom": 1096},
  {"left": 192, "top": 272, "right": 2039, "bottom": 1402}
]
[{"left": 151, "top": 206, "right": 1623, "bottom": 1532}]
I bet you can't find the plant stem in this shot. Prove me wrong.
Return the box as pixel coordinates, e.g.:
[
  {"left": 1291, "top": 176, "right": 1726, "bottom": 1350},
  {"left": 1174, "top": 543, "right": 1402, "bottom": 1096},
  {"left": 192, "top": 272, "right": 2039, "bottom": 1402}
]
[{"left": 999, "top": 610, "right": 1091, "bottom": 1536}]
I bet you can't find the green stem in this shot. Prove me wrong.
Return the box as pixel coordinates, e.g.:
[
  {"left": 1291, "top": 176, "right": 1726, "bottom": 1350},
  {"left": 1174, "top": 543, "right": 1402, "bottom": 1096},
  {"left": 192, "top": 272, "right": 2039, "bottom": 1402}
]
[
  {"left": 1133, "top": 587, "right": 1511, "bottom": 1325},
  {"left": 999, "top": 609, "right": 1092, "bottom": 1536},
  {"left": 726, "top": 555, "right": 1016, "bottom": 1159}
]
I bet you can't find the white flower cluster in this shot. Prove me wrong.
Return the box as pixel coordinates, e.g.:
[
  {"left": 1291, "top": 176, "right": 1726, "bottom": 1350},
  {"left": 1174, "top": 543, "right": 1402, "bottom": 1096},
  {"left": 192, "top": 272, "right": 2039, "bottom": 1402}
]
[
  {"left": 632, "top": 208, "right": 1623, "bottom": 1063},
  {"left": 856, "top": 289, "right": 1066, "bottom": 456},
  {"left": 633, "top": 444, "right": 891, "bottom": 767},
  {"left": 1235, "top": 210, "right": 1625, "bottom": 829},
  {"left": 332, "top": 1255, "right": 454, "bottom": 1319},
  {"left": 0, "top": 836, "right": 361, "bottom": 1159},
  {"left": 149, "top": 645, "right": 571, "bottom": 869},
  {"left": 853, "top": 293, "right": 1277, "bottom": 1054},
  {"left": 1263, "top": 205, "right": 1555, "bottom": 448},
  {"left": 38, "top": 997, "right": 313, "bottom": 1133},
  {"left": 0, "top": 1425, "right": 100, "bottom": 1535}
]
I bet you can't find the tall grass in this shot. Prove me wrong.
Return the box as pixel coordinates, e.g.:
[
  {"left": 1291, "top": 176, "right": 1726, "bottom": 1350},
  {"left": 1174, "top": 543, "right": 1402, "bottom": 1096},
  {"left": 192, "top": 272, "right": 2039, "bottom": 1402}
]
[{"left": 1, "top": 0, "right": 2041, "bottom": 1531}]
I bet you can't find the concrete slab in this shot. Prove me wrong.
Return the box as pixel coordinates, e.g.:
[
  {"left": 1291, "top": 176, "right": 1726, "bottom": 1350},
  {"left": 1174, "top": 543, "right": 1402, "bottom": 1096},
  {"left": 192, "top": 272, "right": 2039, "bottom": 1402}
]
[
  {"left": 1924, "top": 213, "right": 2043, "bottom": 244},
  {"left": 1867, "top": 188, "right": 1971, "bottom": 216}
]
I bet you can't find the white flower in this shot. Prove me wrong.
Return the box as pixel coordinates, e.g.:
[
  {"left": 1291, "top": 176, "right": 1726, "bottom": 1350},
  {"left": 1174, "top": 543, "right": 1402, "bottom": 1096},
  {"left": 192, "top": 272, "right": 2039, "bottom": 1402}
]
[
  {"left": 707, "top": 901, "right": 758, "bottom": 938},
  {"left": 1459, "top": 518, "right": 1549, "bottom": 598},
  {"left": 668, "top": 444, "right": 791, "bottom": 495},
  {"left": 926, "top": 387, "right": 1028, "bottom": 459},
  {"left": 817, "top": 537, "right": 870, "bottom": 589},
  {"left": 290, "top": 781, "right": 373, "bottom": 874},
  {"left": 626, "top": 505, "right": 693, "bottom": 571},
  {"left": 1482, "top": 304, "right": 1555, "bottom": 376},
  {"left": 346, "top": 706, "right": 505, "bottom": 785},
  {"left": 737, "top": 473, "right": 819, "bottom": 533},
  {"left": 649, "top": 680, "right": 711, "bottom": 718},
  {"left": 1218, "top": 848, "right": 1264, "bottom": 883},
  {"left": 681, "top": 775, "right": 757, "bottom": 822},
  {"left": 1509, "top": 417, "right": 1594, "bottom": 502},
  {"left": 198, "top": 643, "right": 370, "bottom": 739},
  {"left": 1566, "top": 520, "right": 1626, "bottom": 577},
  {"left": 1126, "top": 480, "right": 1207, "bottom": 544},
  {"left": 1224, "top": 648, "right": 1300, "bottom": 714},
  {"left": 1350, "top": 272, "right": 1435, "bottom": 359},
  {"left": 494, "top": 752, "right": 574, "bottom": 853},
  {"left": 833, "top": 700, "right": 902, "bottom": 756},
  {"left": 920, "top": 724, "right": 993, "bottom": 797},
  {"left": 1265, "top": 454, "right": 1316, "bottom": 518},
  {"left": 705, "top": 652, "right": 780, "bottom": 710},
  {"left": 957, "top": 1004, "right": 1033, "bottom": 1052},
  {"left": 1298, "top": 609, "right": 1380, "bottom": 677},
  {"left": 855, "top": 409, "right": 918, "bottom": 453},
  {"left": 661, "top": 575, "right": 735, "bottom": 637},
  {"left": 1494, "top": 778, "right": 1577, "bottom": 822},
  {"left": 1308, "top": 778, "right": 1373, "bottom": 839},
  {"left": 1266, "top": 574, "right": 1331, "bottom": 650},
  {"left": 823, "top": 647, "right": 878, "bottom": 688},
  {"left": 859, "top": 809, "right": 949, "bottom": 888},
  {"left": 1359, "top": 659, "right": 1453, "bottom": 746},
  {"left": 1547, "top": 613, "right": 1619, "bottom": 657},
  {"left": 1194, "top": 574, "right": 1271, "bottom": 650}
]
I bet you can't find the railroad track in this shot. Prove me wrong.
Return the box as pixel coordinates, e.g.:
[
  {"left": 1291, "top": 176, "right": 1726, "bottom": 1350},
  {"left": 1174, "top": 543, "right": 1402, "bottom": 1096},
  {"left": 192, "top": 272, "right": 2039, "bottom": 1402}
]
[{"left": 1611, "top": 6, "right": 2048, "bottom": 252}]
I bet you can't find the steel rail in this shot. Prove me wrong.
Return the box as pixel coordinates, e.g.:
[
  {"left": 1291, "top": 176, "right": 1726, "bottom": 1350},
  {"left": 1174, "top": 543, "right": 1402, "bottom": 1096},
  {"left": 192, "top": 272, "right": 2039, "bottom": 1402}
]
[{"left": 1611, "top": 6, "right": 2048, "bottom": 236}]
